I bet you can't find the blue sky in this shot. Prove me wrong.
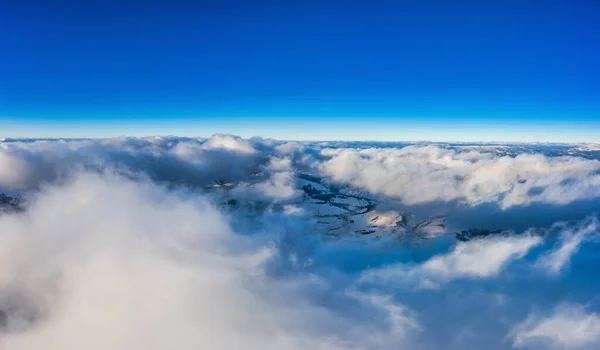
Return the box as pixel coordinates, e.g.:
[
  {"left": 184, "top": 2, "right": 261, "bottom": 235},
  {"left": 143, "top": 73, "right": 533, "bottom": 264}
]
[{"left": 1, "top": 0, "right": 599, "bottom": 141}]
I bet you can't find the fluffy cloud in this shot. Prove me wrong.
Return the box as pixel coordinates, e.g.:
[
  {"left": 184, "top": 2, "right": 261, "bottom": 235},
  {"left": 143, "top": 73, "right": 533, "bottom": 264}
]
[
  {"left": 0, "top": 149, "right": 38, "bottom": 190},
  {"left": 4, "top": 138, "right": 600, "bottom": 212},
  {"left": 0, "top": 172, "right": 417, "bottom": 350},
  {"left": 319, "top": 146, "right": 600, "bottom": 209},
  {"left": 511, "top": 303, "right": 600, "bottom": 349},
  {"left": 0, "top": 135, "right": 269, "bottom": 192},
  {"left": 361, "top": 234, "right": 541, "bottom": 288},
  {"left": 535, "top": 217, "right": 599, "bottom": 275},
  {"left": 253, "top": 157, "right": 301, "bottom": 200},
  {"left": 2, "top": 136, "right": 600, "bottom": 349},
  {"left": 200, "top": 134, "right": 257, "bottom": 154}
]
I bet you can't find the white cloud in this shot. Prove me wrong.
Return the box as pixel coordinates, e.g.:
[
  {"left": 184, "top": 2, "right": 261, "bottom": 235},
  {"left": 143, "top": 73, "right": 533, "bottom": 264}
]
[
  {"left": 362, "top": 235, "right": 541, "bottom": 288},
  {"left": 0, "top": 172, "right": 417, "bottom": 350},
  {"left": 535, "top": 217, "right": 599, "bottom": 275},
  {"left": 275, "top": 142, "right": 303, "bottom": 155},
  {"left": 254, "top": 157, "right": 301, "bottom": 200},
  {"left": 4, "top": 139, "right": 600, "bottom": 212},
  {"left": 0, "top": 135, "right": 267, "bottom": 191},
  {"left": 319, "top": 146, "right": 600, "bottom": 209},
  {"left": 2, "top": 136, "right": 600, "bottom": 349},
  {"left": 0, "top": 149, "right": 37, "bottom": 190},
  {"left": 255, "top": 171, "right": 299, "bottom": 200},
  {"left": 511, "top": 303, "right": 600, "bottom": 349},
  {"left": 201, "top": 134, "right": 257, "bottom": 154}
]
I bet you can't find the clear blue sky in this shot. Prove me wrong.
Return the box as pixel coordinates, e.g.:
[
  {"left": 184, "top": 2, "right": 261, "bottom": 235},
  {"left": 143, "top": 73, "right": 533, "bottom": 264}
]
[{"left": 1, "top": 0, "right": 599, "bottom": 141}]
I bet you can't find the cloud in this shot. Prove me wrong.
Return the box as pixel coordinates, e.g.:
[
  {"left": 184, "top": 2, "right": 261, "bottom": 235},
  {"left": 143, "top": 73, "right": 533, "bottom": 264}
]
[
  {"left": 200, "top": 134, "right": 258, "bottom": 154},
  {"left": 0, "top": 171, "right": 417, "bottom": 350},
  {"left": 2, "top": 136, "right": 600, "bottom": 349},
  {"left": 361, "top": 234, "right": 542, "bottom": 288},
  {"left": 253, "top": 157, "right": 301, "bottom": 201},
  {"left": 511, "top": 303, "right": 600, "bottom": 349},
  {"left": 4, "top": 138, "right": 600, "bottom": 213},
  {"left": 535, "top": 217, "right": 599, "bottom": 275},
  {"left": 0, "top": 135, "right": 270, "bottom": 191},
  {"left": 319, "top": 146, "right": 600, "bottom": 209},
  {"left": 0, "top": 149, "right": 37, "bottom": 190}
]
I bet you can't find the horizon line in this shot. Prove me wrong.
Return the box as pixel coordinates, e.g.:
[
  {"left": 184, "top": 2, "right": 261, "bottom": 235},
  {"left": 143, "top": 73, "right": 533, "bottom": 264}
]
[{"left": 1, "top": 135, "right": 598, "bottom": 146}]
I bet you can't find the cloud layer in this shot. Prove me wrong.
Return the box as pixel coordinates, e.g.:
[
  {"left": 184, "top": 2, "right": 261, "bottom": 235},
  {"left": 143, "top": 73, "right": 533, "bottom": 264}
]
[
  {"left": 0, "top": 173, "right": 416, "bottom": 350},
  {"left": 362, "top": 234, "right": 542, "bottom": 289},
  {"left": 1, "top": 135, "right": 600, "bottom": 349},
  {"left": 320, "top": 146, "right": 600, "bottom": 209},
  {"left": 511, "top": 304, "right": 600, "bottom": 349}
]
